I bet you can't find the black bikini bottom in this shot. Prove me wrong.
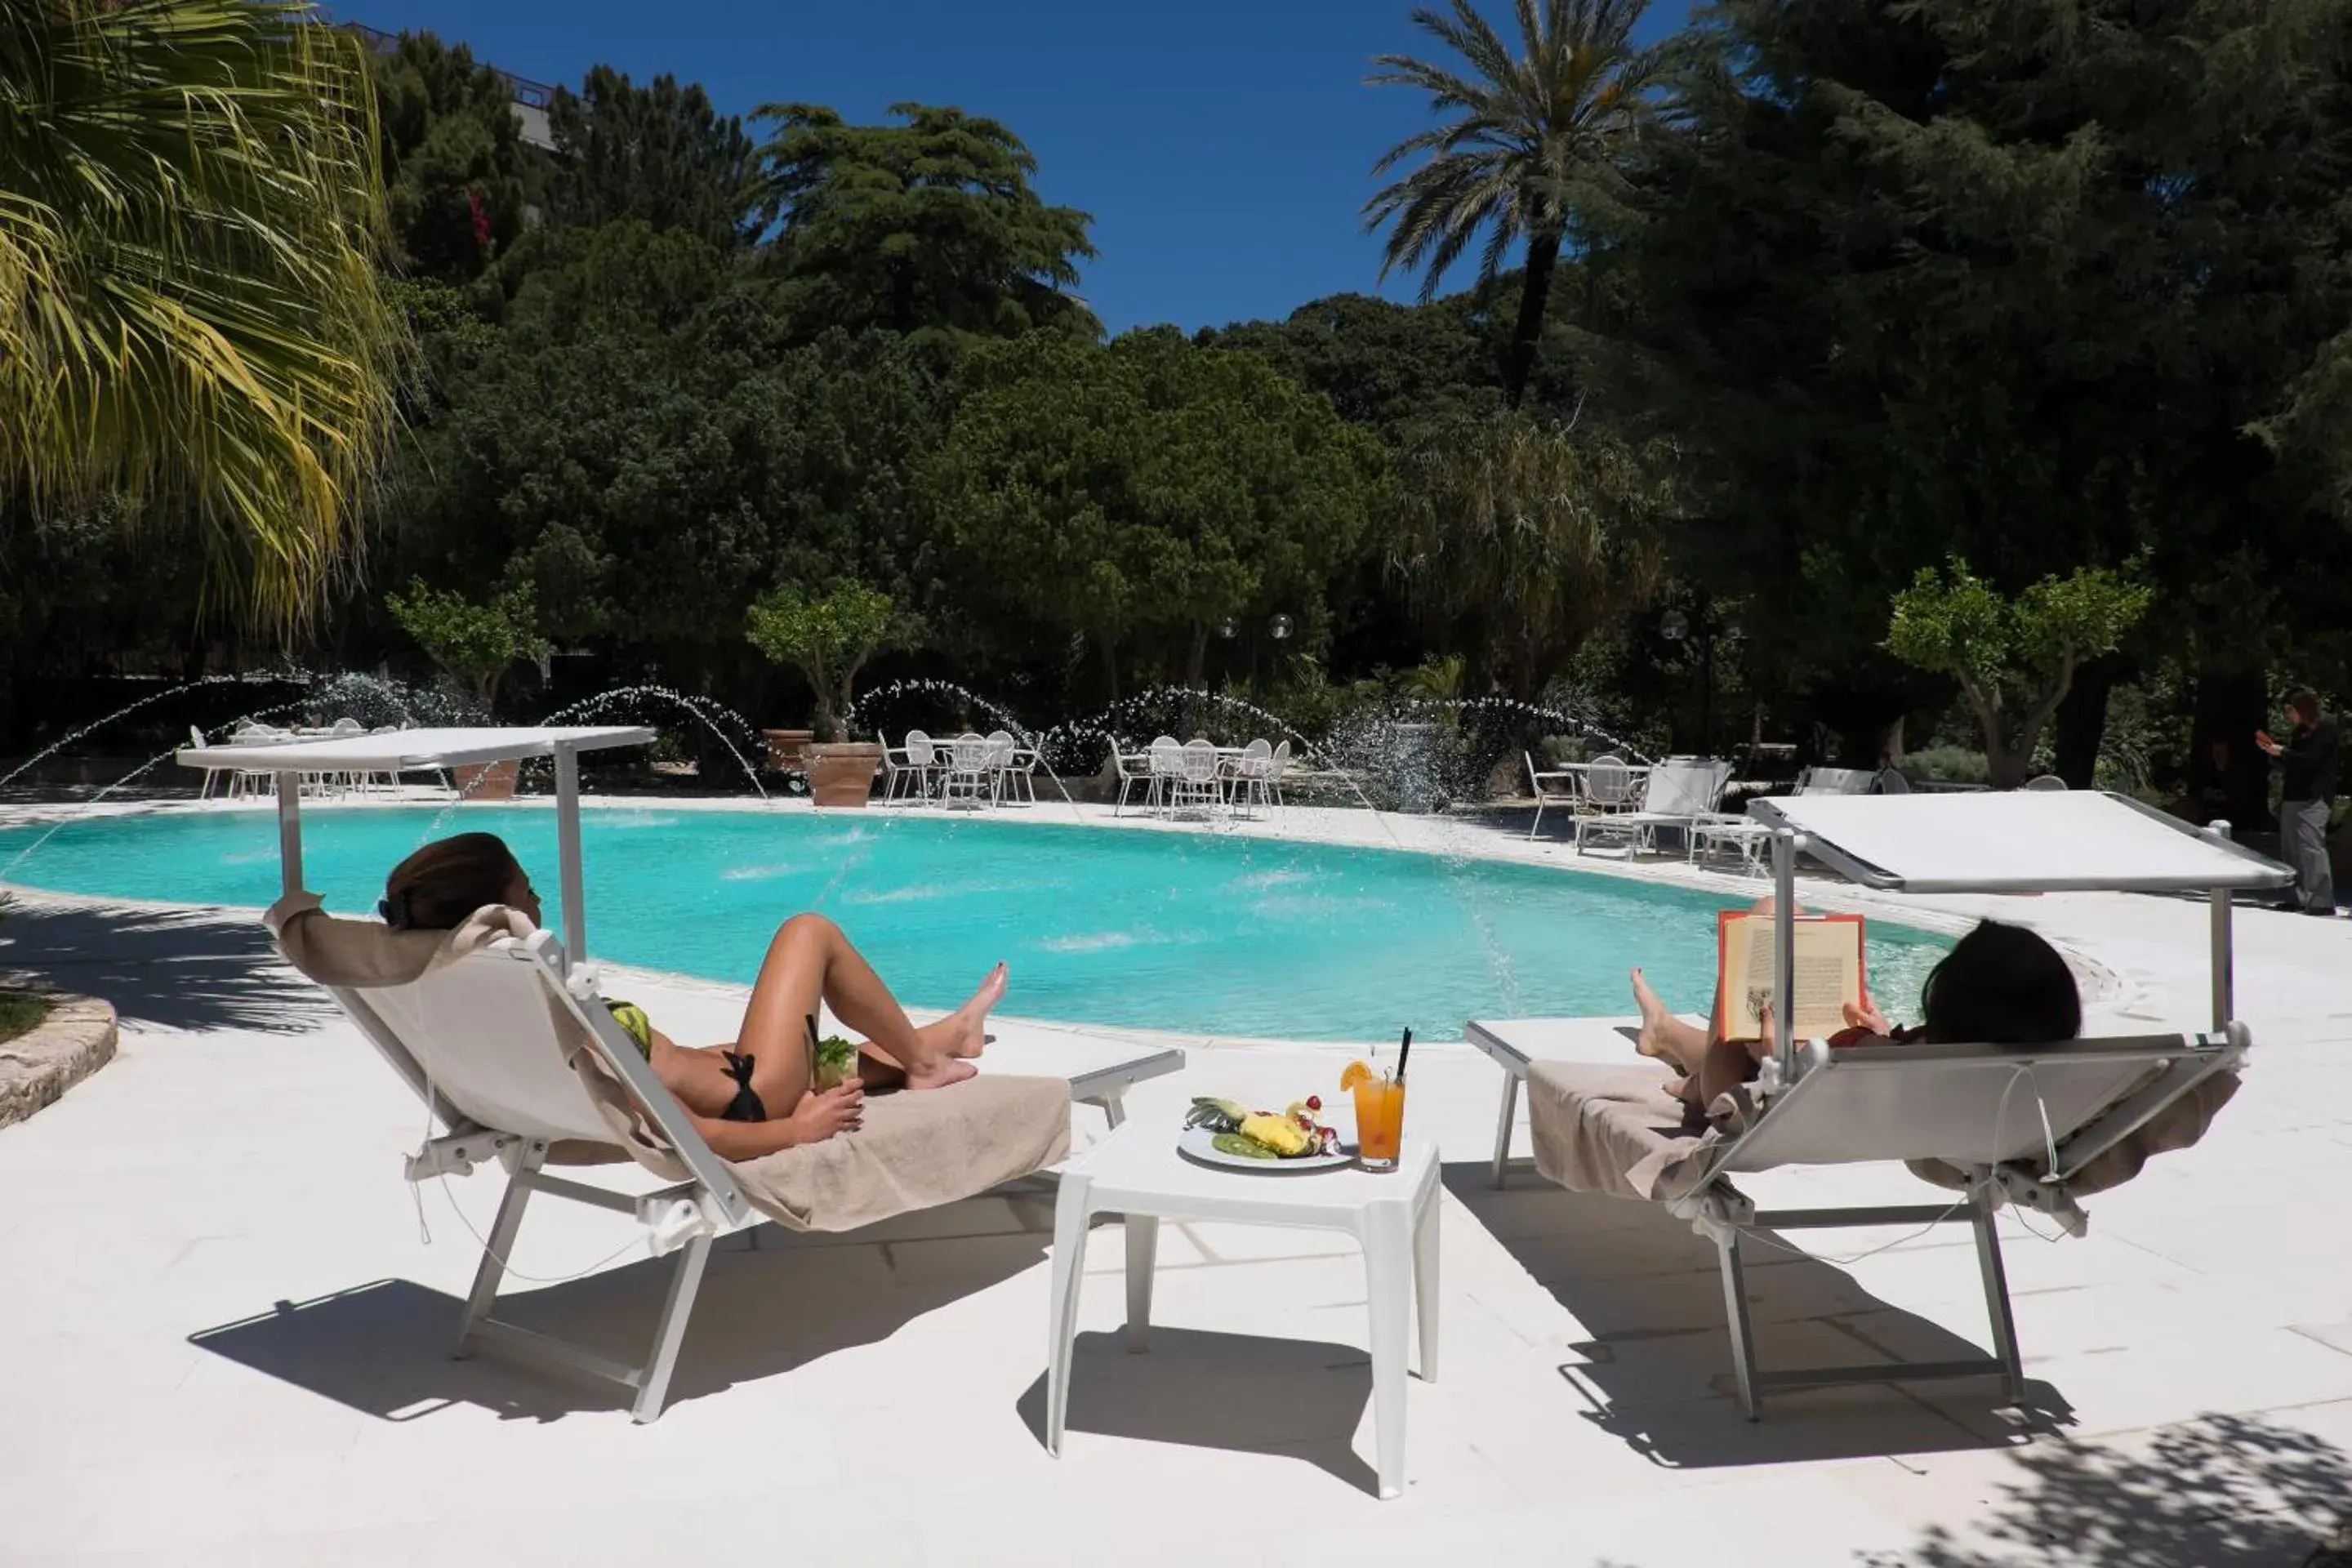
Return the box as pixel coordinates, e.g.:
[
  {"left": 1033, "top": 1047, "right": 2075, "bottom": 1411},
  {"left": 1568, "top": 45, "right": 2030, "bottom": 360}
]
[{"left": 719, "top": 1051, "right": 768, "bottom": 1122}]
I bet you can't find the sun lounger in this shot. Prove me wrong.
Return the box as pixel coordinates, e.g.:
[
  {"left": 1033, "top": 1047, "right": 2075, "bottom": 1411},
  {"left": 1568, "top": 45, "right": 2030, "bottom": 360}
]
[
  {"left": 1575, "top": 757, "right": 1732, "bottom": 858},
  {"left": 1471, "top": 788, "right": 2292, "bottom": 1419},
  {"left": 176, "top": 725, "right": 1187, "bottom": 1423},
  {"left": 1502, "top": 1022, "right": 2246, "bottom": 1415},
  {"left": 265, "top": 894, "right": 1182, "bottom": 1421}
]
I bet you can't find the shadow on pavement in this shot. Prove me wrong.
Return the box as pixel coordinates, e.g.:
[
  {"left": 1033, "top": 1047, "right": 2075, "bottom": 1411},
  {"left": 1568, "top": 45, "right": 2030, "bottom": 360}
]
[
  {"left": 1015, "top": 1325, "right": 1379, "bottom": 1496},
  {"left": 1858, "top": 1411, "right": 2352, "bottom": 1567},
  {"left": 0, "top": 899, "right": 327, "bottom": 1034},
  {"left": 1442, "top": 1163, "right": 2074, "bottom": 1471},
  {"left": 189, "top": 1193, "right": 1055, "bottom": 1422}
]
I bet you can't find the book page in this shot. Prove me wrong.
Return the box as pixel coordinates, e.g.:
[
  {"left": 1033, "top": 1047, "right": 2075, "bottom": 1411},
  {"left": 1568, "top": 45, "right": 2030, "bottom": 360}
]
[{"left": 1717, "top": 914, "right": 1864, "bottom": 1043}]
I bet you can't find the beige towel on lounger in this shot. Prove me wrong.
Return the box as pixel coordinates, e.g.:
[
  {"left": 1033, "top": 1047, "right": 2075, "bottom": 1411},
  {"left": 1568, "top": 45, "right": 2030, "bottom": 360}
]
[{"left": 1525, "top": 1051, "right": 2238, "bottom": 1205}]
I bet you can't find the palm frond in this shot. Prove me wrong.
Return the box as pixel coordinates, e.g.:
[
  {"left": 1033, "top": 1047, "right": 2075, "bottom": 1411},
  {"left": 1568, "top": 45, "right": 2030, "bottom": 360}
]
[
  {"left": 1365, "top": 0, "right": 1659, "bottom": 296},
  {"left": 0, "top": 0, "right": 404, "bottom": 635}
]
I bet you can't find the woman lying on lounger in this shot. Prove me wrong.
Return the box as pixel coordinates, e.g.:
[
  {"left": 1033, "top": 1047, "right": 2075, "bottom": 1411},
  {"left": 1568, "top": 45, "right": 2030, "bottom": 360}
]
[
  {"left": 1629, "top": 911, "right": 2081, "bottom": 1111},
  {"left": 381, "top": 832, "right": 1006, "bottom": 1158}
]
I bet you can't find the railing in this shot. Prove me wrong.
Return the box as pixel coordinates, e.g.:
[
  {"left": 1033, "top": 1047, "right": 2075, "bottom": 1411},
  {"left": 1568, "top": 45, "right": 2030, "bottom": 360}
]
[{"left": 335, "top": 19, "right": 557, "bottom": 109}]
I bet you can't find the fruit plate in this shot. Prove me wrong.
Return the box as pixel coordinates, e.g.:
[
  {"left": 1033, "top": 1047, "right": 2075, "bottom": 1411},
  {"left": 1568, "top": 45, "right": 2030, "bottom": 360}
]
[{"left": 1177, "top": 1125, "right": 1355, "bottom": 1173}]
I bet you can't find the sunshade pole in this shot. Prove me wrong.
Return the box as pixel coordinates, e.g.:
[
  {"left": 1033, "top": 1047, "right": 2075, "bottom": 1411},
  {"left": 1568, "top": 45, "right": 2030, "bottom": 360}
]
[
  {"left": 554, "top": 742, "right": 586, "bottom": 968},
  {"left": 2207, "top": 820, "right": 2234, "bottom": 1030},
  {"left": 276, "top": 781, "right": 304, "bottom": 898},
  {"left": 1773, "top": 828, "right": 1798, "bottom": 1082}
]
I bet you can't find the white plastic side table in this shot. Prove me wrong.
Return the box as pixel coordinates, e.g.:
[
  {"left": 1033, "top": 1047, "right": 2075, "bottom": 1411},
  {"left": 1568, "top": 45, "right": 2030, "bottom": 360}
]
[{"left": 1043, "top": 1125, "right": 1441, "bottom": 1499}]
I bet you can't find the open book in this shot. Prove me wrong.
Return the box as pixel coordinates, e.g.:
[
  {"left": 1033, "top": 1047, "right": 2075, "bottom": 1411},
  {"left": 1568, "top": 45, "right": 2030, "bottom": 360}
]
[{"left": 1712, "top": 910, "right": 1866, "bottom": 1044}]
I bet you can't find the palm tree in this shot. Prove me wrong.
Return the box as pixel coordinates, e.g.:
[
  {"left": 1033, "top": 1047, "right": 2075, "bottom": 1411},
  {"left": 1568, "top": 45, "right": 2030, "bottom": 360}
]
[
  {"left": 1388, "top": 409, "right": 1669, "bottom": 700},
  {"left": 1365, "top": 0, "right": 1664, "bottom": 408},
  {"left": 0, "top": 0, "right": 404, "bottom": 634}
]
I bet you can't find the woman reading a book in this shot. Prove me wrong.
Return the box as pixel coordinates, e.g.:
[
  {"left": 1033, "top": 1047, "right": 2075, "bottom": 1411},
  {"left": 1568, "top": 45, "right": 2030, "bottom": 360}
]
[{"left": 1630, "top": 910, "right": 2081, "bottom": 1111}]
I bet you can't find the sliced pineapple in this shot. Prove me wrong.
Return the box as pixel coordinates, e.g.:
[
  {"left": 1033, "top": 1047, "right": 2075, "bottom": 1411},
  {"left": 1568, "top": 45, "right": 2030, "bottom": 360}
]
[{"left": 1238, "top": 1111, "right": 1313, "bottom": 1157}]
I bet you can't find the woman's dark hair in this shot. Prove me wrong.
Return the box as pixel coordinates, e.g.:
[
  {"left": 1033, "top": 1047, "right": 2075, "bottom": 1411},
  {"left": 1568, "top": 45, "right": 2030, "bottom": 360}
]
[
  {"left": 2285, "top": 687, "right": 2323, "bottom": 725},
  {"left": 382, "top": 833, "right": 521, "bottom": 930},
  {"left": 1918, "top": 920, "right": 2081, "bottom": 1045}
]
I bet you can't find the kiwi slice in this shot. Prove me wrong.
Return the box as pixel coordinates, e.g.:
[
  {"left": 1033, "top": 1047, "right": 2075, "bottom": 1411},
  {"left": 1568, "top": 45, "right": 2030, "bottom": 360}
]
[{"left": 1210, "top": 1132, "right": 1280, "bottom": 1160}]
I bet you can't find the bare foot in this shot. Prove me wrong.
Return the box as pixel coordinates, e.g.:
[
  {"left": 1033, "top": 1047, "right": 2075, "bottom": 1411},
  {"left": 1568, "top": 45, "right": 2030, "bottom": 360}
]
[
  {"left": 943, "top": 962, "right": 1007, "bottom": 1058},
  {"left": 903, "top": 1054, "right": 980, "bottom": 1090},
  {"left": 900, "top": 963, "right": 1007, "bottom": 1088},
  {"left": 1630, "top": 968, "right": 1675, "bottom": 1059}
]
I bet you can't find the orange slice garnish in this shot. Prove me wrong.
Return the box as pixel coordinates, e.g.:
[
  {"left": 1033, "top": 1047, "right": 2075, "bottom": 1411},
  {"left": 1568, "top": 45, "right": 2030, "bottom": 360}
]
[{"left": 1339, "top": 1058, "right": 1374, "bottom": 1093}]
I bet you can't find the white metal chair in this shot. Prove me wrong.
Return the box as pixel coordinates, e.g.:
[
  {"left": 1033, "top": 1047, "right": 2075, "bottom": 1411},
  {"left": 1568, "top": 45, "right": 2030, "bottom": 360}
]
[
  {"left": 983, "top": 731, "right": 1020, "bottom": 804},
  {"left": 941, "top": 733, "right": 993, "bottom": 808},
  {"left": 1146, "top": 736, "right": 1184, "bottom": 815},
  {"left": 1525, "top": 751, "right": 1581, "bottom": 840},
  {"left": 2024, "top": 773, "right": 2069, "bottom": 791},
  {"left": 1176, "top": 738, "right": 1223, "bottom": 815},
  {"left": 1111, "top": 741, "right": 1154, "bottom": 816},
  {"left": 884, "top": 730, "right": 938, "bottom": 804},
  {"left": 189, "top": 726, "right": 233, "bottom": 799},
  {"left": 1229, "top": 738, "right": 1276, "bottom": 817},
  {"left": 1582, "top": 755, "right": 1641, "bottom": 813},
  {"left": 225, "top": 721, "right": 287, "bottom": 799},
  {"left": 1267, "top": 739, "right": 1292, "bottom": 810},
  {"left": 1001, "top": 740, "right": 1040, "bottom": 804}
]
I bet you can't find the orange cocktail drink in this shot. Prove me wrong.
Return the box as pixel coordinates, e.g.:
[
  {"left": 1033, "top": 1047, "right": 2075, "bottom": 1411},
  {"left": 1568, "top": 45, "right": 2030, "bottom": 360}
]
[{"left": 1352, "top": 1073, "right": 1405, "bottom": 1172}]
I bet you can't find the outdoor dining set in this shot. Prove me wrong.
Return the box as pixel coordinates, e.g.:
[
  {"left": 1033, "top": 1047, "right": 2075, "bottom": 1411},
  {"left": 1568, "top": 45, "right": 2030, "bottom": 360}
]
[
  {"left": 1111, "top": 735, "right": 1292, "bottom": 821},
  {"left": 880, "top": 729, "right": 1042, "bottom": 808}
]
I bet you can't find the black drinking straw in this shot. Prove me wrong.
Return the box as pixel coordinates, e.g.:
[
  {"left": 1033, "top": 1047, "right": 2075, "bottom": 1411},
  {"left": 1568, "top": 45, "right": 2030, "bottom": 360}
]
[{"left": 1395, "top": 1026, "right": 1414, "bottom": 1084}]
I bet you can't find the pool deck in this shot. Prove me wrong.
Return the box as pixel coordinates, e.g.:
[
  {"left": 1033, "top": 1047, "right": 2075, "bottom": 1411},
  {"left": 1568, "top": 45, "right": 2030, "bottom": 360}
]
[{"left": 2, "top": 793, "right": 2350, "bottom": 1565}]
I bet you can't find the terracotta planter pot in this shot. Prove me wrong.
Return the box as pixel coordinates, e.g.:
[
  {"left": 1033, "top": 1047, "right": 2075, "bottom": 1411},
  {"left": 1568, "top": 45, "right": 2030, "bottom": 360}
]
[
  {"left": 760, "top": 728, "right": 816, "bottom": 774},
  {"left": 450, "top": 759, "right": 519, "bottom": 801},
  {"left": 806, "top": 742, "right": 883, "bottom": 808}
]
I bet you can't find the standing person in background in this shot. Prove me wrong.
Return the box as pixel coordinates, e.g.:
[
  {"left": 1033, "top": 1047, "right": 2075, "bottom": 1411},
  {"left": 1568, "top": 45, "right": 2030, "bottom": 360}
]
[{"left": 2257, "top": 688, "right": 2341, "bottom": 915}]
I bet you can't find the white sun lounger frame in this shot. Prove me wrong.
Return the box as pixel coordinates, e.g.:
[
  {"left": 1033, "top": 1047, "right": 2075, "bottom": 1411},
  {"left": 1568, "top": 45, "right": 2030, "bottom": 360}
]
[
  {"left": 1469, "top": 790, "right": 2291, "bottom": 1417},
  {"left": 177, "top": 726, "right": 1183, "bottom": 1421}
]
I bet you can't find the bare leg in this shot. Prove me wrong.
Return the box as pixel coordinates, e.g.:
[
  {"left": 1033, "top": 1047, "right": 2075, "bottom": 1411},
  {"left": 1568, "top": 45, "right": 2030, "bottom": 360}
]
[
  {"left": 737, "top": 915, "right": 980, "bottom": 1110},
  {"left": 1631, "top": 968, "right": 1711, "bottom": 1076},
  {"left": 1633, "top": 967, "right": 1765, "bottom": 1110}
]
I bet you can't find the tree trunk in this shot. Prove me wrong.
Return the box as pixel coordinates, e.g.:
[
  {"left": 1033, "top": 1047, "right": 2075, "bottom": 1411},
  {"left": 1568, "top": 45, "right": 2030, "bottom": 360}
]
[
  {"left": 2052, "top": 654, "right": 2126, "bottom": 791},
  {"left": 1098, "top": 631, "right": 1120, "bottom": 705},
  {"left": 1501, "top": 229, "right": 1562, "bottom": 409},
  {"left": 2190, "top": 666, "right": 2271, "bottom": 831}
]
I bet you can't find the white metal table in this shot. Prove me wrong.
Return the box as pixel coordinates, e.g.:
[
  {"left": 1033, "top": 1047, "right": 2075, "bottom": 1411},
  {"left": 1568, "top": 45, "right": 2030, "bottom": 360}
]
[{"left": 1044, "top": 1121, "right": 1441, "bottom": 1499}]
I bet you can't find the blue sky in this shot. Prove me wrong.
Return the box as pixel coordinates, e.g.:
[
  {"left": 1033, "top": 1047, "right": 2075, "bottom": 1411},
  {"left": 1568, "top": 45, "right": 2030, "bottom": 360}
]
[{"left": 348, "top": 0, "right": 1695, "bottom": 332}]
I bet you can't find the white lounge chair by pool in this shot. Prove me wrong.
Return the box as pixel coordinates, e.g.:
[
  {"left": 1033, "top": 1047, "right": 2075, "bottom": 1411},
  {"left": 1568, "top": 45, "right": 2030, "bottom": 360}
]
[
  {"left": 1470, "top": 789, "right": 2293, "bottom": 1419},
  {"left": 175, "top": 724, "right": 1186, "bottom": 1422}
]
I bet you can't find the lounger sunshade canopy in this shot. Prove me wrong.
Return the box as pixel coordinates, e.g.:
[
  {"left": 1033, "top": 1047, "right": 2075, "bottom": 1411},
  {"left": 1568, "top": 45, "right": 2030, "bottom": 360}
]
[
  {"left": 1748, "top": 791, "right": 2292, "bottom": 895},
  {"left": 177, "top": 725, "right": 653, "bottom": 776},
  {"left": 179, "top": 724, "right": 655, "bottom": 968}
]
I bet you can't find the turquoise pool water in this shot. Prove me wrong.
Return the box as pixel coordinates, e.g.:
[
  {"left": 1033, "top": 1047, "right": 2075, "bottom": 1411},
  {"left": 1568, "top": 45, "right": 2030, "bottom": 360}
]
[{"left": 0, "top": 807, "right": 1949, "bottom": 1041}]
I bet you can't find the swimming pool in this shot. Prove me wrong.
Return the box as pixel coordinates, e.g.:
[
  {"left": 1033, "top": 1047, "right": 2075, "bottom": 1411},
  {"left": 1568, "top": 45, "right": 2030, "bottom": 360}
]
[{"left": 0, "top": 806, "right": 1949, "bottom": 1041}]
